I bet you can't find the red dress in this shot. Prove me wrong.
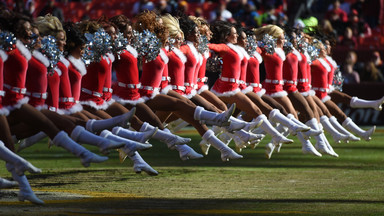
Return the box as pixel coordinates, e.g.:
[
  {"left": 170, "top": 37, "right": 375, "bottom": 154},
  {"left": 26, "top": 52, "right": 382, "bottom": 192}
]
[
  {"left": 262, "top": 47, "right": 287, "bottom": 97},
  {"left": 180, "top": 42, "right": 200, "bottom": 98},
  {"left": 325, "top": 55, "right": 338, "bottom": 93},
  {"left": 46, "top": 66, "right": 60, "bottom": 112},
  {"left": 25, "top": 50, "right": 50, "bottom": 110},
  {"left": 3, "top": 40, "right": 31, "bottom": 110},
  {"left": 102, "top": 53, "right": 115, "bottom": 105},
  {"left": 237, "top": 45, "right": 253, "bottom": 94},
  {"left": 112, "top": 45, "right": 144, "bottom": 105},
  {"left": 311, "top": 58, "right": 332, "bottom": 102},
  {"left": 246, "top": 49, "right": 265, "bottom": 96},
  {"left": 67, "top": 55, "right": 86, "bottom": 113},
  {"left": 139, "top": 49, "right": 168, "bottom": 101},
  {"left": 57, "top": 57, "right": 77, "bottom": 113},
  {"left": 297, "top": 51, "right": 312, "bottom": 96},
  {"left": 209, "top": 43, "right": 242, "bottom": 97},
  {"left": 167, "top": 47, "right": 187, "bottom": 95},
  {"left": 196, "top": 51, "right": 209, "bottom": 94},
  {"left": 282, "top": 48, "right": 301, "bottom": 93},
  {"left": 160, "top": 48, "right": 172, "bottom": 95},
  {"left": 0, "top": 49, "right": 9, "bottom": 116}
]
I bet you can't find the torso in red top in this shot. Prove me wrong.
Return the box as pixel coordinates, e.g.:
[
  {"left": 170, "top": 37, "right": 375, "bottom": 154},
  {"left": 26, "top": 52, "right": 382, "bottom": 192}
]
[
  {"left": 46, "top": 68, "right": 60, "bottom": 111},
  {"left": 180, "top": 42, "right": 199, "bottom": 95},
  {"left": 67, "top": 55, "right": 87, "bottom": 104},
  {"left": 246, "top": 50, "right": 263, "bottom": 94},
  {"left": 112, "top": 46, "right": 142, "bottom": 104},
  {"left": 168, "top": 47, "right": 186, "bottom": 95},
  {"left": 102, "top": 53, "right": 114, "bottom": 102},
  {"left": 262, "top": 48, "right": 286, "bottom": 95},
  {"left": 160, "top": 48, "right": 170, "bottom": 91},
  {"left": 325, "top": 55, "right": 337, "bottom": 92},
  {"left": 139, "top": 49, "right": 168, "bottom": 99},
  {"left": 297, "top": 52, "right": 311, "bottom": 93},
  {"left": 3, "top": 40, "right": 31, "bottom": 107},
  {"left": 57, "top": 57, "right": 74, "bottom": 110},
  {"left": 25, "top": 51, "right": 50, "bottom": 109},
  {"left": 196, "top": 51, "right": 209, "bottom": 92},
  {"left": 237, "top": 45, "right": 250, "bottom": 91},
  {"left": 282, "top": 49, "right": 301, "bottom": 93},
  {"left": 0, "top": 50, "right": 8, "bottom": 114},
  {"left": 209, "top": 43, "right": 242, "bottom": 95},
  {"left": 311, "top": 58, "right": 331, "bottom": 101}
]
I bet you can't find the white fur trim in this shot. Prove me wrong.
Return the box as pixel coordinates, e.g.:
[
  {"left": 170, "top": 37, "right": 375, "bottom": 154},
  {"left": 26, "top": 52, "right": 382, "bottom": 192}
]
[
  {"left": 16, "top": 40, "right": 31, "bottom": 61},
  {"left": 161, "top": 85, "right": 173, "bottom": 95},
  {"left": 112, "top": 95, "right": 145, "bottom": 106},
  {"left": 126, "top": 45, "right": 138, "bottom": 58},
  {"left": 321, "top": 95, "right": 331, "bottom": 103},
  {"left": 165, "top": 46, "right": 169, "bottom": 51},
  {"left": 68, "top": 55, "right": 87, "bottom": 76},
  {"left": 0, "top": 49, "right": 8, "bottom": 62},
  {"left": 60, "top": 56, "right": 70, "bottom": 67},
  {"left": 183, "top": 89, "right": 197, "bottom": 99},
  {"left": 241, "top": 86, "right": 253, "bottom": 94},
  {"left": 265, "top": 90, "right": 288, "bottom": 98},
  {"left": 0, "top": 107, "right": 10, "bottom": 116},
  {"left": 34, "top": 104, "right": 48, "bottom": 111},
  {"left": 54, "top": 66, "right": 62, "bottom": 76},
  {"left": 227, "top": 43, "right": 243, "bottom": 60},
  {"left": 159, "top": 49, "right": 169, "bottom": 64},
  {"left": 32, "top": 50, "right": 50, "bottom": 67},
  {"left": 318, "top": 58, "right": 331, "bottom": 72},
  {"left": 141, "top": 89, "right": 160, "bottom": 103},
  {"left": 66, "top": 103, "right": 83, "bottom": 114},
  {"left": 325, "top": 55, "right": 337, "bottom": 68},
  {"left": 203, "top": 51, "right": 209, "bottom": 59},
  {"left": 105, "top": 98, "right": 115, "bottom": 106},
  {"left": 197, "top": 85, "right": 209, "bottom": 95},
  {"left": 256, "top": 88, "right": 266, "bottom": 97},
  {"left": 186, "top": 41, "right": 200, "bottom": 64},
  {"left": 5, "top": 97, "right": 29, "bottom": 112},
  {"left": 309, "top": 90, "right": 316, "bottom": 96},
  {"left": 198, "top": 53, "right": 203, "bottom": 66},
  {"left": 329, "top": 85, "right": 335, "bottom": 93},
  {"left": 299, "top": 91, "right": 310, "bottom": 97},
  {"left": 304, "top": 51, "right": 311, "bottom": 64},
  {"left": 237, "top": 45, "right": 250, "bottom": 60},
  {"left": 103, "top": 55, "right": 110, "bottom": 65},
  {"left": 274, "top": 48, "right": 286, "bottom": 61},
  {"left": 79, "top": 100, "right": 110, "bottom": 110},
  {"left": 107, "top": 53, "right": 115, "bottom": 63},
  {"left": 292, "top": 48, "right": 302, "bottom": 61},
  {"left": 210, "top": 88, "right": 240, "bottom": 97},
  {"left": 253, "top": 52, "right": 263, "bottom": 63},
  {"left": 171, "top": 47, "right": 187, "bottom": 64}
]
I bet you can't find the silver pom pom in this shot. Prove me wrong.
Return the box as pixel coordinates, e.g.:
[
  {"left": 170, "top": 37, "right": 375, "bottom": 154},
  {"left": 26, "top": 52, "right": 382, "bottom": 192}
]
[
  {"left": 332, "top": 66, "right": 344, "bottom": 91},
  {"left": 131, "top": 30, "right": 161, "bottom": 63},
  {"left": 197, "top": 35, "right": 209, "bottom": 54},
  {"left": 0, "top": 31, "right": 17, "bottom": 51},
  {"left": 40, "top": 35, "right": 63, "bottom": 76},
  {"left": 82, "top": 28, "right": 112, "bottom": 64},
  {"left": 258, "top": 34, "right": 276, "bottom": 55},
  {"left": 283, "top": 34, "right": 294, "bottom": 54},
  {"left": 245, "top": 35, "right": 258, "bottom": 56},
  {"left": 167, "top": 37, "right": 176, "bottom": 50},
  {"left": 112, "top": 32, "right": 128, "bottom": 60}
]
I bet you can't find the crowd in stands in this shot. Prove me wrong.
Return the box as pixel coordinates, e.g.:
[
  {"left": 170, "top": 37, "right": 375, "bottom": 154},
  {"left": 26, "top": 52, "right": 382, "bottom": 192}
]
[{"left": 1, "top": 0, "right": 383, "bottom": 83}]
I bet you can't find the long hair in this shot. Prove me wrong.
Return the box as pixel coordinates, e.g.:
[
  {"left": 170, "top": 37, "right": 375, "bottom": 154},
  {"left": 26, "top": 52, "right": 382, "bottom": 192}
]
[
  {"left": 178, "top": 15, "right": 197, "bottom": 40},
  {"left": 63, "top": 21, "right": 86, "bottom": 55},
  {"left": 35, "top": 14, "right": 65, "bottom": 39},
  {"left": 209, "top": 20, "right": 232, "bottom": 44},
  {"left": 162, "top": 14, "right": 183, "bottom": 39},
  {"left": 253, "top": 24, "right": 284, "bottom": 41},
  {"left": 133, "top": 11, "right": 168, "bottom": 45},
  {"left": 109, "top": 14, "right": 131, "bottom": 33}
]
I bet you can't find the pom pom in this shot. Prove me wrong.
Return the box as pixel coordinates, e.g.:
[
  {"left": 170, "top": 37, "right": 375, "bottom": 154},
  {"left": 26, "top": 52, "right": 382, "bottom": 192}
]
[
  {"left": 332, "top": 66, "right": 344, "bottom": 91},
  {"left": 197, "top": 35, "right": 209, "bottom": 54},
  {"left": 0, "top": 31, "right": 17, "bottom": 51},
  {"left": 112, "top": 32, "right": 128, "bottom": 60},
  {"left": 82, "top": 28, "right": 112, "bottom": 65},
  {"left": 131, "top": 29, "right": 161, "bottom": 63},
  {"left": 283, "top": 34, "right": 294, "bottom": 54},
  {"left": 245, "top": 35, "right": 258, "bottom": 56},
  {"left": 258, "top": 34, "right": 276, "bottom": 54},
  {"left": 206, "top": 52, "right": 222, "bottom": 73},
  {"left": 40, "top": 35, "right": 63, "bottom": 76}
]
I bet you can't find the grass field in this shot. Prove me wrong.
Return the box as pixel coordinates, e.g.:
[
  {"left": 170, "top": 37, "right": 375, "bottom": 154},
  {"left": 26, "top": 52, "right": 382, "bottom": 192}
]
[{"left": 0, "top": 127, "right": 384, "bottom": 215}]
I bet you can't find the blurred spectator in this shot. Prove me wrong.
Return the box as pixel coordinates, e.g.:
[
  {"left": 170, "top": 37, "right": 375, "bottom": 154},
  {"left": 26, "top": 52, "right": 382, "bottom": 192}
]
[
  {"left": 178, "top": 1, "right": 189, "bottom": 15},
  {"left": 362, "top": 51, "right": 384, "bottom": 82},
  {"left": 351, "top": 0, "right": 364, "bottom": 16},
  {"left": 325, "top": 0, "right": 348, "bottom": 35},
  {"left": 296, "top": 8, "right": 318, "bottom": 32},
  {"left": 156, "top": 0, "right": 172, "bottom": 15},
  {"left": 38, "top": 0, "right": 64, "bottom": 22},
  {"left": 209, "top": 0, "right": 233, "bottom": 22},
  {"left": 259, "top": 3, "right": 277, "bottom": 25},
  {"left": 361, "top": 0, "right": 383, "bottom": 28},
  {"left": 339, "top": 27, "right": 357, "bottom": 49},
  {"left": 320, "top": 19, "right": 338, "bottom": 40},
  {"left": 131, "top": 0, "right": 155, "bottom": 17},
  {"left": 342, "top": 51, "right": 360, "bottom": 84},
  {"left": 346, "top": 9, "right": 371, "bottom": 39},
  {"left": 25, "top": 0, "right": 36, "bottom": 18},
  {"left": 327, "top": 0, "right": 351, "bottom": 15},
  {"left": 232, "top": 0, "right": 260, "bottom": 27},
  {"left": 13, "top": 0, "right": 31, "bottom": 17}
]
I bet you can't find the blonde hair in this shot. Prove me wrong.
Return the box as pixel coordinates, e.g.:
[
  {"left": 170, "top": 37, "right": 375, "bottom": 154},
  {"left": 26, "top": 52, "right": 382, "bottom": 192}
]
[
  {"left": 161, "top": 14, "right": 183, "bottom": 39},
  {"left": 253, "top": 24, "right": 284, "bottom": 41},
  {"left": 35, "top": 14, "right": 65, "bottom": 39}
]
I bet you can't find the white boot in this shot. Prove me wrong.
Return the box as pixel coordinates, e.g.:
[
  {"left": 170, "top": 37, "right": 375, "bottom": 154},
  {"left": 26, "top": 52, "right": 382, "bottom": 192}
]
[
  {"left": 328, "top": 116, "right": 360, "bottom": 142},
  {"left": 350, "top": 96, "right": 384, "bottom": 111},
  {"left": 297, "top": 132, "right": 322, "bottom": 157},
  {"left": 305, "top": 119, "right": 334, "bottom": 156},
  {"left": 112, "top": 126, "right": 158, "bottom": 143},
  {"left": 17, "top": 132, "right": 47, "bottom": 152},
  {"left": 100, "top": 130, "right": 152, "bottom": 157},
  {"left": 85, "top": 107, "right": 136, "bottom": 133},
  {"left": 224, "top": 116, "right": 262, "bottom": 132},
  {"left": 228, "top": 129, "right": 265, "bottom": 151},
  {"left": 194, "top": 104, "right": 236, "bottom": 127},
  {"left": 140, "top": 122, "right": 191, "bottom": 149},
  {"left": 265, "top": 142, "right": 275, "bottom": 159},
  {"left": 269, "top": 109, "right": 310, "bottom": 134},
  {"left": 0, "top": 141, "right": 41, "bottom": 176},
  {"left": 128, "top": 152, "right": 158, "bottom": 176},
  {"left": 202, "top": 130, "right": 243, "bottom": 161},
  {"left": 320, "top": 116, "right": 349, "bottom": 143},
  {"left": 321, "top": 133, "right": 339, "bottom": 157},
  {"left": 273, "top": 124, "right": 289, "bottom": 153},
  {"left": 166, "top": 118, "right": 189, "bottom": 133},
  {"left": 257, "top": 114, "right": 293, "bottom": 145},
  {"left": 199, "top": 139, "right": 210, "bottom": 156},
  {"left": 175, "top": 144, "right": 204, "bottom": 161},
  {"left": 6, "top": 164, "right": 44, "bottom": 205},
  {"left": 342, "top": 117, "right": 376, "bottom": 141},
  {"left": 70, "top": 126, "right": 125, "bottom": 155},
  {"left": 302, "top": 118, "right": 324, "bottom": 139},
  {"left": 0, "top": 177, "right": 18, "bottom": 188},
  {"left": 52, "top": 131, "right": 109, "bottom": 167}
]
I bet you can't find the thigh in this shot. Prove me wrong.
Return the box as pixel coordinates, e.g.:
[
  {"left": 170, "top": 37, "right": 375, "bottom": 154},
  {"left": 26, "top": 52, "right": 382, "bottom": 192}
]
[
  {"left": 199, "top": 90, "right": 228, "bottom": 111},
  {"left": 105, "top": 102, "right": 130, "bottom": 116},
  {"left": 191, "top": 94, "right": 222, "bottom": 113},
  {"left": 219, "top": 92, "right": 262, "bottom": 118},
  {"left": 312, "top": 96, "right": 331, "bottom": 116},
  {"left": 274, "top": 95, "right": 298, "bottom": 116},
  {"left": 325, "top": 100, "right": 347, "bottom": 122},
  {"left": 329, "top": 90, "right": 352, "bottom": 105},
  {"left": 261, "top": 95, "right": 289, "bottom": 115},
  {"left": 146, "top": 94, "right": 194, "bottom": 112},
  {"left": 246, "top": 92, "right": 273, "bottom": 115}
]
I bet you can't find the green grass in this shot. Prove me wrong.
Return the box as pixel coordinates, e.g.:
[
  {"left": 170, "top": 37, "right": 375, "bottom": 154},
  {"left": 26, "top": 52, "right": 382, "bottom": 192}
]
[{"left": 1, "top": 127, "right": 384, "bottom": 215}]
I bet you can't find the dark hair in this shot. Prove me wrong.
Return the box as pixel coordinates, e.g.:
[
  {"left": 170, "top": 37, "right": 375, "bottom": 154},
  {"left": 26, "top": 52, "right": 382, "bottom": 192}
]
[
  {"left": 2, "top": 12, "right": 32, "bottom": 38},
  {"left": 209, "top": 20, "right": 233, "bottom": 44},
  {"left": 109, "top": 14, "right": 131, "bottom": 33},
  {"left": 77, "top": 20, "right": 100, "bottom": 34},
  {"left": 178, "top": 15, "right": 197, "bottom": 40},
  {"left": 133, "top": 11, "right": 168, "bottom": 45},
  {"left": 63, "top": 21, "right": 86, "bottom": 55},
  {"left": 234, "top": 23, "right": 245, "bottom": 38},
  {"left": 97, "top": 15, "right": 118, "bottom": 33}
]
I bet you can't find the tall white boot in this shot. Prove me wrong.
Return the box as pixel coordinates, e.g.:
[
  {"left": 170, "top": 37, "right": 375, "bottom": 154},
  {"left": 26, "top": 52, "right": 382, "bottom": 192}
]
[
  {"left": 0, "top": 141, "right": 41, "bottom": 176},
  {"left": 202, "top": 130, "right": 243, "bottom": 161},
  {"left": 140, "top": 122, "right": 191, "bottom": 149},
  {"left": 6, "top": 164, "right": 44, "bottom": 205},
  {"left": 128, "top": 152, "right": 158, "bottom": 176},
  {"left": 265, "top": 123, "right": 287, "bottom": 158},
  {"left": 112, "top": 126, "right": 158, "bottom": 143},
  {"left": 0, "top": 177, "right": 18, "bottom": 188},
  {"left": 257, "top": 114, "right": 293, "bottom": 145},
  {"left": 227, "top": 129, "right": 265, "bottom": 151},
  {"left": 99, "top": 130, "right": 152, "bottom": 157},
  {"left": 194, "top": 104, "right": 236, "bottom": 126},
  {"left": 297, "top": 132, "right": 322, "bottom": 157},
  {"left": 320, "top": 116, "right": 349, "bottom": 143},
  {"left": 305, "top": 119, "right": 334, "bottom": 156},
  {"left": 224, "top": 116, "right": 262, "bottom": 132},
  {"left": 167, "top": 118, "right": 190, "bottom": 133},
  {"left": 269, "top": 109, "right": 310, "bottom": 134},
  {"left": 350, "top": 96, "right": 384, "bottom": 111},
  {"left": 342, "top": 117, "right": 376, "bottom": 141},
  {"left": 328, "top": 116, "right": 360, "bottom": 141},
  {"left": 290, "top": 117, "right": 322, "bottom": 139},
  {"left": 321, "top": 133, "right": 339, "bottom": 157},
  {"left": 85, "top": 107, "right": 136, "bottom": 133},
  {"left": 52, "top": 131, "right": 109, "bottom": 167},
  {"left": 17, "top": 132, "right": 47, "bottom": 152},
  {"left": 175, "top": 144, "right": 204, "bottom": 161}
]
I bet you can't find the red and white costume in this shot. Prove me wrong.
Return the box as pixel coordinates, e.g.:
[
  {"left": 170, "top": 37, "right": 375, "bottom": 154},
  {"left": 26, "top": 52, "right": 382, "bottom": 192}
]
[
  {"left": 102, "top": 53, "right": 115, "bottom": 105},
  {"left": 46, "top": 65, "right": 61, "bottom": 113},
  {"left": 196, "top": 50, "right": 209, "bottom": 94},
  {"left": 209, "top": 43, "right": 242, "bottom": 97},
  {"left": 80, "top": 55, "right": 110, "bottom": 110},
  {"left": 180, "top": 41, "right": 200, "bottom": 98},
  {"left": 167, "top": 46, "right": 187, "bottom": 95},
  {"left": 160, "top": 47, "right": 172, "bottom": 95},
  {"left": 0, "top": 49, "right": 9, "bottom": 116},
  {"left": 282, "top": 48, "right": 301, "bottom": 94},
  {"left": 112, "top": 45, "right": 144, "bottom": 105},
  {"left": 56, "top": 56, "right": 79, "bottom": 114},
  {"left": 297, "top": 51, "right": 313, "bottom": 96},
  {"left": 67, "top": 55, "right": 87, "bottom": 113},
  {"left": 325, "top": 55, "right": 338, "bottom": 93},
  {"left": 3, "top": 40, "right": 31, "bottom": 111},
  {"left": 245, "top": 48, "right": 265, "bottom": 97},
  {"left": 237, "top": 45, "right": 253, "bottom": 94},
  {"left": 311, "top": 57, "right": 332, "bottom": 102},
  {"left": 139, "top": 48, "right": 168, "bottom": 101},
  {"left": 261, "top": 47, "right": 287, "bottom": 97}
]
